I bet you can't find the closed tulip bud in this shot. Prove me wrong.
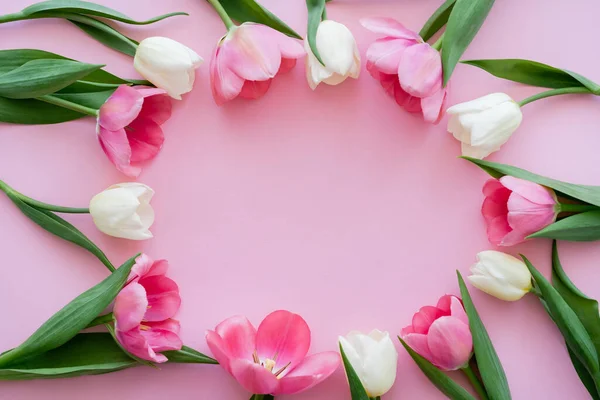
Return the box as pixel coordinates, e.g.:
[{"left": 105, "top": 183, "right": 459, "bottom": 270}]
[
  {"left": 305, "top": 20, "right": 361, "bottom": 89},
  {"left": 89, "top": 183, "right": 155, "bottom": 240},
  {"left": 339, "top": 330, "right": 398, "bottom": 397},
  {"left": 447, "top": 93, "right": 523, "bottom": 159},
  {"left": 134, "top": 37, "right": 203, "bottom": 100},
  {"left": 469, "top": 251, "right": 532, "bottom": 301}
]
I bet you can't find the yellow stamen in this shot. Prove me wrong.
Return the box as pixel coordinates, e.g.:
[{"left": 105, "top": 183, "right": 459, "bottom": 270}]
[
  {"left": 274, "top": 362, "right": 291, "bottom": 377},
  {"left": 140, "top": 324, "right": 151, "bottom": 331},
  {"left": 263, "top": 358, "right": 276, "bottom": 372}
]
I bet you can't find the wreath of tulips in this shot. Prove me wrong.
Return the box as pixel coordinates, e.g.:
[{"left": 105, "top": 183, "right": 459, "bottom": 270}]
[{"left": 1, "top": 0, "right": 600, "bottom": 399}]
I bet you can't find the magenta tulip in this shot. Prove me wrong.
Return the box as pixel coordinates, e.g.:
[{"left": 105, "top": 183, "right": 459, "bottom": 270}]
[
  {"left": 206, "top": 310, "right": 340, "bottom": 395},
  {"left": 400, "top": 295, "right": 473, "bottom": 371},
  {"left": 482, "top": 177, "right": 558, "bottom": 246},
  {"left": 210, "top": 23, "right": 305, "bottom": 105},
  {"left": 97, "top": 85, "right": 172, "bottom": 177},
  {"left": 361, "top": 17, "right": 447, "bottom": 124},
  {"left": 113, "top": 254, "right": 182, "bottom": 363}
]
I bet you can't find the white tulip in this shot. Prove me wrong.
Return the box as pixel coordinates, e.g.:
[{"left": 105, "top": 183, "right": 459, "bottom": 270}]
[
  {"left": 134, "top": 37, "right": 203, "bottom": 100},
  {"left": 305, "top": 20, "right": 361, "bottom": 90},
  {"left": 339, "top": 330, "right": 398, "bottom": 397},
  {"left": 469, "top": 251, "right": 532, "bottom": 301},
  {"left": 89, "top": 183, "right": 155, "bottom": 240},
  {"left": 447, "top": 93, "right": 523, "bottom": 159}
]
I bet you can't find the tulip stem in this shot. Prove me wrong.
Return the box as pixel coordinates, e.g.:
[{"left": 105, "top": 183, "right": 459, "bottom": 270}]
[
  {"left": 37, "top": 95, "right": 99, "bottom": 117},
  {"left": 518, "top": 87, "right": 592, "bottom": 107},
  {"left": 558, "top": 203, "right": 599, "bottom": 214},
  {"left": 431, "top": 32, "right": 445, "bottom": 51},
  {"left": 206, "top": 0, "right": 235, "bottom": 30},
  {"left": 86, "top": 313, "right": 114, "bottom": 329},
  {"left": 0, "top": 180, "right": 90, "bottom": 213},
  {"left": 462, "top": 364, "right": 489, "bottom": 400},
  {"left": 0, "top": 12, "right": 26, "bottom": 24},
  {"left": 249, "top": 396, "right": 274, "bottom": 400}
]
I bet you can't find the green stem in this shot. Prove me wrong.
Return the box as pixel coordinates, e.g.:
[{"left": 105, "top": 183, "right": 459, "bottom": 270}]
[
  {"left": 518, "top": 87, "right": 591, "bottom": 107},
  {"left": 321, "top": 5, "right": 328, "bottom": 20},
  {"left": 462, "top": 364, "right": 489, "bottom": 400},
  {"left": 558, "top": 203, "right": 599, "bottom": 214},
  {"left": 86, "top": 313, "right": 114, "bottom": 329},
  {"left": 205, "top": 0, "right": 235, "bottom": 30},
  {"left": 529, "top": 285, "right": 542, "bottom": 298},
  {"left": 431, "top": 32, "right": 445, "bottom": 51},
  {"left": 37, "top": 95, "right": 99, "bottom": 117},
  {"left": 0, "top": 180, "right": 89, "bottom": 213},
  {"left": 249, "top": 396, "right": 274, "bottom": 400},
  {"left": 369, "top": 397, "right": 381, "bottom": 400},
  {"left": 0, "top": 12, "right": 26, "bottom": 24}
]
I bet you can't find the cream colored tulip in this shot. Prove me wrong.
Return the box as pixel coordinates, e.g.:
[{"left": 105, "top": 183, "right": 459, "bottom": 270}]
[
  {"left": 89, "top": 183, "right": 155, "bottom": 240},
  {"left": 305, "top": 20, "right": 361, "bottom": 89},
  {"left": 469, "top": 251, "right": 532, "bottom": 301},
  {"left": 134, "top": 37, "right": 203, "bottom": 100}
]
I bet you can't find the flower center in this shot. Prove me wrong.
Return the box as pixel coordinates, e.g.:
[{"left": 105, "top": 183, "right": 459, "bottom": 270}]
[{"left": 252, "top": 350, "right": 291, "bottom": 378}]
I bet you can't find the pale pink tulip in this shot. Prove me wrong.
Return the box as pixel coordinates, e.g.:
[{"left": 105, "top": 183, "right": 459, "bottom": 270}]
[
  {"left": 97, "top": 85, "right": 172, "bottom": 177},
  {"left": 361, "top": 17, "right": 447, "bottom": 124},
  {"left": 113, "top": 254, "right": 182, "bottom": 363},
  {"left": 401, "top": 295, "right": 472, "bottom": 371},
  {"left": 206, "top": 310, "right": 340, "bottom": 395},
  {"left": 482, "top": 177, "right": 558, "bottom": 246},
  {"left": 210, "top": 23, "right": 305, "bottom": 105}
]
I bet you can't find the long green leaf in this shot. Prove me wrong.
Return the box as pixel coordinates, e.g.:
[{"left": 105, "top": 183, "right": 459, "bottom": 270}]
[
  {"left": 529, "top": 211, "right": 600, "bottom": 241},
  {"left": 0, "top": 96, "right": 84, "bottom": 124},
  {"left": 523, "top": 255, "right": 600, "bottom": 382},
  {"left": 457, "top": 271, "right": 511, "bottom": 400},
  {"left": 568, "top": 346, "right": 600, "bottom": 400},
  {"left": 398, "top": 337, "right": 475, "bottom": 400},
  {"left": 219, "top": 0, "right": 302, "bottom": 39},
  {"left": 164, "top": 346, "right": 218, "bottom": 364},
  {"left": 305, "top": 0, "right": 326, "bottom": 65},
  {"left": 419, "top": 0, "right": 456, "bottom": 42},
  {"left": 53, "top": 90, "right": 114, "bottom": 109},
  {"left": 441, "top": 0, "right": 494, "bottom": 85},
  {"left": 67, "top": 15, "right": 138, "bottom": 57},
  {"left": 462, "top": 59, "right": 600, "bottom": 93},
  {"left": 339, "top": 342, "right": 369, "bottom": 400},
  {"left": 0, "top": 59, "right": 102, "bottom": 99},
  {"left": 20, "top": 0, "right": 187, "bottom": 25},
  {"left": 0, "top": 255, "right": 138, "bottom": 367}
]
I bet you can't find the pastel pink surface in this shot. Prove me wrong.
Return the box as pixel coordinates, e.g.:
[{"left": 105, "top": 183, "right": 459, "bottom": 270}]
[{"left": 1, "top": 1, "right": 600, "bottom": 399}]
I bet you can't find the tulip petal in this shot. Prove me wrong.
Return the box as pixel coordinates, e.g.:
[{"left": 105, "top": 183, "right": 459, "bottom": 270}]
[
  {"left": 98, "top": 85, "right": 144, "bottom": 131},
  {"left": 468, "top": 101, "right": 523, "bottom": 149},
  {"left": 239, "top": 79, "right": 272, "bottom": 100},
  {"left": 127, "top": 118, "right": 164, "bottom": 163},
  {"left": 507, "top": 193, "right": 557, "bottom": 234},
  {"left": 206, "top": 330, "right": 234, "bottom": 372},
  {"left": 338, "top": 335, "right": 365, "bottom": 379},
  {"left": 448, "top": 296, "right": 469, "bottom": 325},
  {"left": 412, "top": 306, "right": 442, "bottom": 334},
  {"left": 230, "top": 358, "right": 280, "bottom": 395},
  {"left": 468, "top": 274, "right": 528, "bottom": 301},
  {"left": 279, "top": 58, "right": 297, "bottom": 74},
  {"left": 116, "top": 328, "right": 167, "bottom": 363},
  {"left": 130, "top": 253, "right": 155, "bottom": 280},
  {"left": 402, "top": 333, "right": 434, "bottom": 363},
  {"left": 427, "top": 317, "right": 472, "bottom": 371},
  {"left": 137, "top": 89, "right": 172, "bottom": 125},
  {"left": 316, "top": 20, "right": 357, "bottom": 76},
  {"left": 360, "top": 17, "right": 421, "bottom": 40},
  {"left": 500, "top": 176, "right": 557, "bottom": 205},
  {"left": 447, "top": 93, "right": 513, "bottom": 115},
  {"left": 398, "top": 43, "right": 442, "bottom": 98},
  {"left": 378, "top": 74, "right": 421, "bottom": 113},
  {"left": 256, "top": 310, "right": 311, "bottom": 371},
  {"left": 366, "top": 38, "right": 413, "bottom": 75},
  {"left": 142, "top": 320, "right": 183, "bottom": 352},
  {"left": 276, "top": 352, "right": 340, "bottom": 395},
  {"left": 422, "top": 85, "right": 448, "bottom": 124},
  {"left": 487, "top": 215, "right": 512, "bottom": 246},
  {"left": 210, "top": 45, "right": 245, "bottom": 105},
  {"left": 215, "top": 315, "right": 257, "bottom": 360},
  {"left": 139, "top": 275, "right": 181, "bottom": 321},
  {"left": 97, "top": 127, "right": 140, "bottom": 177},
  {"left": 145, "top": 259, "right": 169, "bottom": 278},
  {"left": 114, "top": 282, "right": 148, "bottom": 332}
]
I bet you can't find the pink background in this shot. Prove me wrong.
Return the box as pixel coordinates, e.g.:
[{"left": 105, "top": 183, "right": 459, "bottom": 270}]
[{"left": 1, "top": 0, "right": 600, "bottom": 398}]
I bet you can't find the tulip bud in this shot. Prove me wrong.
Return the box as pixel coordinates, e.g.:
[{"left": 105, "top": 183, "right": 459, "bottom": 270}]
[
  {"left": 89, "top": 183, "right": 155, "bottom": 240},
  {"left": 469, "top": 251, "right": 532, "bottom": 301},
  {"left": 134, "top": 37, "right": 203, "bottom": 100},
  {"left": 447, "top": 93, "right": 523, "bottom": 159},
  {"left": 305, "top": 20, "right": 360, "bottom": 89},
  {"left": 339, "top": 330, "right": 398, "bottom": 397}
]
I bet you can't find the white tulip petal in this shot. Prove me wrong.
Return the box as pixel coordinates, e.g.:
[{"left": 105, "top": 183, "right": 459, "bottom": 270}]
[
  {"left": 468, "top": 251, "right": 532, "bottom": 301},
  {"left": 446, "top": 92, "right": 513, "bottom": 115}
]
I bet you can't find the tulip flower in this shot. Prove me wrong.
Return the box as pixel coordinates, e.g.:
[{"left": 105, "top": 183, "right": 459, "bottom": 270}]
[
  {"left": 482, "top": 176, "right": 558, "bottom": 246},
  {"left": 97, "top": 85, "right": 172, "bottom": 177},
  {"left": 206, "top": 310, "right": 340, "bottom": 396},
  {"left": 361, "top": 17, "right": 447, "bottom": 124},
  {"left": 447, "top": 93, "right": 523, "bottom": 159},
  {"left": 113, "top": 254, "right": 182, "bottom": 363},
  {"left": 469, "top": 251, "right": 532, "bottom": 301},
  {"left": 400, "top": 295, "right": 472, "bottom": 371},
  {"left": 210, "top": 23, "right": 305, "bottom": 105},
  {"left": 339, "top": 330, "right": 398, "bottom": 397},
  {"left": 89, "top": 182, "right": 155, "bottom": 240},
  {"left": 134, "top": 37, "right": 203, "bottom": 100},
  {"left": 305, "top": 20, "right": 361, "bottom": 89}
]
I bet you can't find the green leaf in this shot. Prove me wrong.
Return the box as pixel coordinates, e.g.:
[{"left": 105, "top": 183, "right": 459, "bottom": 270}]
[
  {"left": 20, "top": 0, "right": 187, "bottom": 25},
  {"left": 529, "top": 211, "right": 600, "bottom": 242},
  {"left": 0, "top": 96, "right": 84, "bottom": 124},
  {"left": 462, "top": 157, "right": 600, "bottom": 207},
  {"left": 0, "top": 59, "right": 102, "bottom": 99},
  {"left": 462, "top": 59, "right": 600, "bottom": 94},
  {"left": 163, "top": 346, "right": 218, "bottom": 364},
  {"left": 0, "top": 255, "right": 138, "bottom": 367},
  {"left": 67, "top": 14, "right": 138, "bottom": 57},
  {"left": 53, "top": 89, "right": 114, "bottom": 109},
  {"left": 457, "top": 271, "right": 511, "bottom": 400},
  {"left": 339, "top": 342, "right": 369, "bottom": 400},
  {"left": 441, "top": 0, "right": 494, "bottom": 85},
  {"left": 398, "top": 337, "right": 475, "bottom": 400},
  {"left": 219, "top": 0, "right": 302, "bottom": 39},
  {"left": 523, "top": 255, "right": 600, "bottom": 381},
  {"left": 419, "top": 0, "right": 456, "bottom": 42},
  {"left": 305, "top": 0, "right": 326, "bottom": 65},
  {"left": 568, "top": 346, "right": 600, "bottom": 400}
]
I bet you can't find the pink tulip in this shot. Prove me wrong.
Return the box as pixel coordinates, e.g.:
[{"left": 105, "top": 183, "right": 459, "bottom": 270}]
[
  {"left": 361, "top": 17, "right": 447, "bottom": 124},
  {"left": 113, "top": 254, "right": 182, "bottom": 363},
  {"left": 97, "top": 85, "right": 172, "bottom": 177},
  {"left": 210, "top": 23, "right": 306, "bottom": 105},
  {"left": 482, "top": 176, "right": 558, "bottom": 246},
  {"left": 401, "top": 295, "right": 472, "bottom": 371},
  {"left": 206, "top": 310, "right": 340, "bottom": 395}
]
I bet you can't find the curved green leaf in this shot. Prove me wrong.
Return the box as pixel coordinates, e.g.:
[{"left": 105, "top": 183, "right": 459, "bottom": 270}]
[
  {"left": 219, "top": 0, "right": 302, "bottom": 39},
  {"left": 53, "top": 89, "right": 114, "bottom": 109},
  {"left": 67, "top": 14, "right": 138, "bottom": 57},
  {"left": 305, "top": 0, "right": 326, "bottom": 65},
  {"left": 419, "top": 0, "right": 456, "bottom": 42},
  {"left": 164, "top": 346, "right": 218, "bottom": 364},
  {"left": 457, "top": 271, "right": 511, "bottom": 400},
  {"left": 462, "top": 59, "right": 600, "bottom": 93},
  {"left": 529, "top": 212, "right": 600, "bottom": 241},
  {"left": 399, "top": 337, "right": 475, "bottom": 400},
  {"left": 0, "top": 96, "right": 84, "bottom": 124},
  {"left": 0, "top": 59, "right": 102, "bottom": 99},
  {"left": 568, "top": 346, "right": 600, "bottom": 400},
  {"left": 441, "top": 0, "right": 494, "bottom": 85},
  {"left": 339, "top": 342, "right": 369, "bottom": 400}
]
